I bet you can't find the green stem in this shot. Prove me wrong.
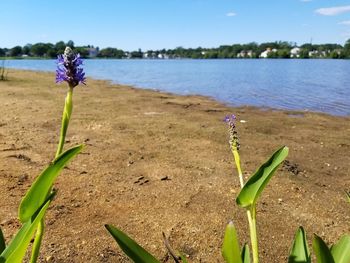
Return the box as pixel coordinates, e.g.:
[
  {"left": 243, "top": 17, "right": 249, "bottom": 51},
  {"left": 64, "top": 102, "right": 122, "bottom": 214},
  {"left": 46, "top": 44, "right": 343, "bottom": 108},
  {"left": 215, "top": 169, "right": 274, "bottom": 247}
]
[
  {"left": 29, "top": 222, "right": 44, "bottom": 263},
  {"left": 232, "top": 150, "right": 244, "bottom": 188},
  {"left": 247, "top": 207, "right": 259, "bottom": 263},
  {"left": 56, "top": 86, "right": 74, "bottom": 158},
  {"left": 232, "top": 149, "right": 259, "bottom": 262},
  {"left": 30, "top": 86, "right": 74, "bottom": 263}
]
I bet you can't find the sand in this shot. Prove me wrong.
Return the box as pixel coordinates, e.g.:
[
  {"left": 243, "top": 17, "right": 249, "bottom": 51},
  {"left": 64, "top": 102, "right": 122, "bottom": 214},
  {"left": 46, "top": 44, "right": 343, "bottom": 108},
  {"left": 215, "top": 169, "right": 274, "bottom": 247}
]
[{"left": 0, "top": 70, "right": 349, "bottom": 262}]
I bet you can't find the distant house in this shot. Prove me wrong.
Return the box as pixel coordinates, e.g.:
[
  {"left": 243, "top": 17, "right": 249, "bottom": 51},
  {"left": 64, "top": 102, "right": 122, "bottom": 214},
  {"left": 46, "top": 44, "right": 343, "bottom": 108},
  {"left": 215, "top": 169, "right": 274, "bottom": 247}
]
[
  {"left": 237, "top": 50, "right": 253, "bottom": 58},
  {"left": 308, "top": 50, "right": 318, "bottom": 57},
  {"left": 308, "top": 50, "right": 327, "bottom": 58},
  {"left": 237, "top": 51, "right": 245, "bottom": 58},
  {"left": 260, "top": 48, "right": 274, "bottom": 58},
  {"left": 124, "top": 52, "right": 131, "bottom": 59},
  {"left": 86, "top": 47, "right": 99, "bottom": 57},
  {"left": 290, "top": 47, "right": 300, "bottom": 58},
  {"left": 156, "top": 53, "right": 169, "bottom": 59}
]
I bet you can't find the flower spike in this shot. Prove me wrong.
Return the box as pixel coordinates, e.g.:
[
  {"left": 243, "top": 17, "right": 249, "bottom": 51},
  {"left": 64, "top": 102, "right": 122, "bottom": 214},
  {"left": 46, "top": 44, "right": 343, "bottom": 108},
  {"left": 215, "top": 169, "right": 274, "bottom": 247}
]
[
  {"left": 56, "top": 47, "right": 86, "bottom": 88},
  {"left": 224, "top": 114, "right": 240, "bottom": 152}
]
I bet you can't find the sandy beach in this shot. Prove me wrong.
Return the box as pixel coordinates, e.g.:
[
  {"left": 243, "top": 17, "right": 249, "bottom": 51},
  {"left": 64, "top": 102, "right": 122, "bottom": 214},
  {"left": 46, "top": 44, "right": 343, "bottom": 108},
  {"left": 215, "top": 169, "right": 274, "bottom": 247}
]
[{"left": 0, "top": 70, "right": 349, "bottom": 262}]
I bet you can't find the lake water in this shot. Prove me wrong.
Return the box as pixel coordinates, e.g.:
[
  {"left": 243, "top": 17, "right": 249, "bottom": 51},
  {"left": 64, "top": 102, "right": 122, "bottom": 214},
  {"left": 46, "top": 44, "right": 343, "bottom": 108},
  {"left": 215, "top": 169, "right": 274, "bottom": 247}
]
[{"left": 4, "top": 59, "right": 350, "bottom": 116}]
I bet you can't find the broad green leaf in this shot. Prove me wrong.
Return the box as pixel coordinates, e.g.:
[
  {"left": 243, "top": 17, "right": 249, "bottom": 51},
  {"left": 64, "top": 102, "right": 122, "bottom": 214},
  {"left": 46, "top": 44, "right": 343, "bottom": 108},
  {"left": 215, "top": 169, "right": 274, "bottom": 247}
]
[
  {"left": 0, "top": 228, "right": 5, "bottom": 254},
  {"left": 19, "top": 144, "right": 83, "bottom": 223},
  {"left": 222, "top": 221, "right": 242, "bottom": 263},
  {"left": 0, "top": 193, "right": 54, "bottom": 263},
  {"left": 236, "top": 146, "right": 289, "bottom": 208},
  {"left": 105, "top": 224, "right": 160, "bottom": 263},
  {"left": 241, "top": 244, "right": 251, "bottom": 263},
  {"left": 313, "top": 234, "right": 335, "bottom": 263},
  {"left": 330, "top": 235, "right": 350, "bottom": 263},
  {"left": 288, "top": 226, "right": 310, "bottom": 263}
]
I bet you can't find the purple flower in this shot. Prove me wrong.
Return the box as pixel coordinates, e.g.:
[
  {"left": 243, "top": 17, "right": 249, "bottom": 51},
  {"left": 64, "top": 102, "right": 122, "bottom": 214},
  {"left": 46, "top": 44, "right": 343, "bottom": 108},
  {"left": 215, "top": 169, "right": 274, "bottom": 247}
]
[
  {"left": 224, "top": 114, "right": 236, "bottom": 124},
  {"left": 224, "top": 114, "right": 240, "bottom": 151},
  {"left": 56, "top": 47, "right": 86, "bottom": 87}
]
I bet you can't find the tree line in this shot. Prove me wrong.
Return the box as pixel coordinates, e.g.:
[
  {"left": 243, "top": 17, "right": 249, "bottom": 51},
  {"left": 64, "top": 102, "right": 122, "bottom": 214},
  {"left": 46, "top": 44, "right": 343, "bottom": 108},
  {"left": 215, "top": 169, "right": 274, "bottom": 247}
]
[{"left": 1, "top": 40, "right": 350, "bottom": 59}]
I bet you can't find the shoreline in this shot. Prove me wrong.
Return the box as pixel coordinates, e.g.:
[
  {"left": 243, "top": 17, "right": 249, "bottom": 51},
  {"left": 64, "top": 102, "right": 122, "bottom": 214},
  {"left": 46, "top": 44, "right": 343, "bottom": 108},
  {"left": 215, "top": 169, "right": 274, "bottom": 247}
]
[
  {"left": 0, "top": 70, "right": 349, "bottom": 262},
  {"left": 4, "top": 69, "right": 350, "bottom": 118}
]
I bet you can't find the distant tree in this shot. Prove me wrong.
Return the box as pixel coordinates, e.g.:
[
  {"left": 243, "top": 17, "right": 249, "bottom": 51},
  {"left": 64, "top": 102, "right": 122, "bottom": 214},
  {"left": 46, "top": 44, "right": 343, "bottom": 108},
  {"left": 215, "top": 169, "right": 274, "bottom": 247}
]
[
  {"left": 344, "top": 39, "right": 350, "bottom": 57},
  {"left": 218, "top": 49, "right": 230, "bottom": 58},
  {"left": 130, "top": 49, "right": 143, "bottom": 58},
  {"left": 1, "top": 39, "right": 350, "bottom": 59},
  {"left": 130, "top": 51, "right": 140, "bottom": 58},
  {"left": 345, "top": 39, "right": 350, "bottom": 49},
  {"left": 10, "top": 46, "right": 22, "bottom": 57},
  {"left": 31, "top": 43, "right": 49, "bottom": 57},
  {"left": 300, "top": 43, "right": 314, "bottom": 52},
  {"left": 55, "top": 41, "right": 66, "bottom": 54},
  {"left": 98, "top": 47, "right": 124, "bottom": 58},
  {"left": 47, "top": 48, "right": 58, "bottom": 58},
  {"left": 191, "top": 52, "right": 203, "bottom": 59},
  {"left": 66, "top": 40, "right": 75, "bottom": 48},
  {"left": 321, "top": 43, "right": 342, "bottom": 51},
  {"left": 230, "top": 44, "right": 243, "bottom": 57},
  {"left": 330, "top": 50, "right": 339, "bottom": 59},
  {"left": 22, "top": 44, "right": 31, "bottom": 55},
  {"left": 338, "top": 50, "right": 347, "bottom": 59},
  {"left": 245, "top": 42, "right": 257, "bottom": 49},
  {"left": 74, "top": 47, "right": 89, "bottom": 58},
  {"left": 203, "top": 50, "right": 218, "bottom": 59},
  {"left": 267, "top": 51, "right": 278, "bottom": 58},
  {"left": 174, "top": 47, "right": 185, "bottom": 57},
  {"left": 277, "top": 49, "right": 290, "bottom": 58},
  {"left": 299, "top": 49, "right": 309, "bottom": 59}
]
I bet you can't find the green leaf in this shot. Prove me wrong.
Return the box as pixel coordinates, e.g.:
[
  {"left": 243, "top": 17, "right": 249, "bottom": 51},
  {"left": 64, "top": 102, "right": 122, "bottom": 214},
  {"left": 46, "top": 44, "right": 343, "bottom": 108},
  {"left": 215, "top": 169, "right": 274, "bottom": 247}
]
[
  {"left": 236, "top": 146, "right": 289, "bottom": 208},
  {"left": 222, "top": 221, "right": 242, "bottom": 263},
  {"left": 241, "top": 244, "right": 251, "bottom": 263},
  {"left": 19, "top": 144, "right": 83, "bottom": 223},
  {"left": 0, "top": 193, "right": 54, "bottom": 263},
  {"left": 313, "top": 234, "right": 335, "bottom": 263},
  {"left": 330, "top": 235, "right": 350, "bottom": 263},
  {"left": 0, "top": 228, "right": 5, "bottom": 254},
  {"left": 105, "top": 224, "right": 160, "bottom": 263},
  {"left": 288, "top": 226, "right": 310, "bottom": 263}
]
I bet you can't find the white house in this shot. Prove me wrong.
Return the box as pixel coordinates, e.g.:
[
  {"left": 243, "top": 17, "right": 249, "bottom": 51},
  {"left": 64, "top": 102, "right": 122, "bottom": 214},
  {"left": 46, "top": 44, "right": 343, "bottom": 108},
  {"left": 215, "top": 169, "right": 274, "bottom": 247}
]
[
  {"left": 237, "top": 50, "right": 254, "bottom": 58},
  {"left": 260, "top": 48, "right": 274, "bottom": 58},
  {"left": 290, "top": 47, "right": 301, "bottom": 58}
]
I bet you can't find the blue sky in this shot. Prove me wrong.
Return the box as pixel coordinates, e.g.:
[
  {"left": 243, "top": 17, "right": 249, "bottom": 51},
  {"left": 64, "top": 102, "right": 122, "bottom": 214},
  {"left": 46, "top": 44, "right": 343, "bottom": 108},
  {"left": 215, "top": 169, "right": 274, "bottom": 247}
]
[{"left": 1, "top": 0, "right": 350, "bottom": 50}]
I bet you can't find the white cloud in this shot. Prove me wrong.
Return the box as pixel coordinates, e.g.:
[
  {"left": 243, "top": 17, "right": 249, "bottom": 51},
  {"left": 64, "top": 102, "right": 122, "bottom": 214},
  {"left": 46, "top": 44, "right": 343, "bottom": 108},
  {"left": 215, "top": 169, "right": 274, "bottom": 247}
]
[
  {"left": 226, "top": 12, "right": 237, "bottom": 17},
  {"left": 339, "top": 20, "right": 350, "bottom": 25},
  {"left": 315, "top": 5, "right": 350, "bottom": 16}
]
